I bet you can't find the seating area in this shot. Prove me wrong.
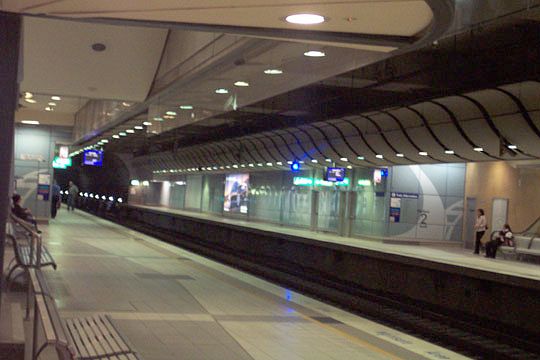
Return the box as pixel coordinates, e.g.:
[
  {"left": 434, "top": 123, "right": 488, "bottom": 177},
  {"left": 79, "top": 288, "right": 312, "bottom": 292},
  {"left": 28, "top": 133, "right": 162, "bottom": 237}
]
[
  {"left": 490, "top": 217, "right": 540, "bottom": 262},
  {"left": 29, "top": 268, "right": 141, "bottom": 360}
]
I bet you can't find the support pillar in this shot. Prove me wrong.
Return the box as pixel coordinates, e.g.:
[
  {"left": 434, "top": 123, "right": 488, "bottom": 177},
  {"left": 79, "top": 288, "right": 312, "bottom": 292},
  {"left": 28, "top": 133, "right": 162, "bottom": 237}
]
[{"left": 0, "top": 11, "right": 22, "bottom": 318}]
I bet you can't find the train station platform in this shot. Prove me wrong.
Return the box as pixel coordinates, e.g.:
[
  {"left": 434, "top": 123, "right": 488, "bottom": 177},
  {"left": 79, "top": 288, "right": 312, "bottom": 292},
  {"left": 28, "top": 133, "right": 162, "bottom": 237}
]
[{"left": 8, "top": 210, "right": 472, "bottom": 360}]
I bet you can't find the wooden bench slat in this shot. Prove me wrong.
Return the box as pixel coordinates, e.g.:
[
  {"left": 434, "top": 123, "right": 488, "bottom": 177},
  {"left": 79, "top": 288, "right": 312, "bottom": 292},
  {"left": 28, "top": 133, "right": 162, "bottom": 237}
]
[
  {"left": 66, "top": 318, "right": 93, "bottom": 359},
  {"left": 74, "top": 317, "right": 102, "bottom": 358},
  {"left": 94, "top": 315, "right": 126, "bottom": 354},
  {"left": 94, "top": 315, "right": 131, "bottom": 354},
  {"left": 36, "top": 297, "right": 57, "bottom": 342},
  {"left": 82, "top": 316, "right": 114, "bottom": 357}
]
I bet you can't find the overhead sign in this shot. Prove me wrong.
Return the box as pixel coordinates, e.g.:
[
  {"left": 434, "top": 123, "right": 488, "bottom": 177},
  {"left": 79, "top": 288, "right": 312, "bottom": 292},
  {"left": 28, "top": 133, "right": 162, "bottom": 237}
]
[
  {"left": 52, "top": 156, "right": 72, "bottom": 169},
  {"left": 293, "top": 177, "right": 350, "bottom": 187},
  {"left": 391, "top": 192, "right": 419, "bottom": 199}
]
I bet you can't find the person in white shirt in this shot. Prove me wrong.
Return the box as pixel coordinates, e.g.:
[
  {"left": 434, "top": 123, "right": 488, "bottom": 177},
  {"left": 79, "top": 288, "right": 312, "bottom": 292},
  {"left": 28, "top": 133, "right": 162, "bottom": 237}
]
[{"left": 473, "top": 208, "right": 487, "bottom": 255}]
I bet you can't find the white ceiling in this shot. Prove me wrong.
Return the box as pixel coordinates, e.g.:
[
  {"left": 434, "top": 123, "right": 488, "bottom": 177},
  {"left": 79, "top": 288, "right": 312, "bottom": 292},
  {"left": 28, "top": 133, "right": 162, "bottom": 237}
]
[
  {"left": 4, "top": 1, "right": 433, "bottom": 38},
  {"left": 19, "top": 93, "right": 87, "bottom": 114},
  {"left": 21, "top": 16, "right": 167, "bottom": 102}
]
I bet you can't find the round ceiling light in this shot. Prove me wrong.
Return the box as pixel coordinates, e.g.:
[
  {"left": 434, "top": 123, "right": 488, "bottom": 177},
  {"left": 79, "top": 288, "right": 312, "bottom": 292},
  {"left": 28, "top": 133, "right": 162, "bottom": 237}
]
[
  {"left": 286, "top": 14, "right": 325, "bottom": 25},
  {"left": 304, "top": 50, "right": 326, "bottom": 57},
  {"left": 234, "top": 81, "right": 250, "bottom": 87},
  {"left": 91, "top": 43, "right": 106, "bottom": 52},
  {"left": 264, "top": 69, "right": 283, "bottom": 75},
  {"left": 215, "top": 88, "right": 229, "bottom": 94}
]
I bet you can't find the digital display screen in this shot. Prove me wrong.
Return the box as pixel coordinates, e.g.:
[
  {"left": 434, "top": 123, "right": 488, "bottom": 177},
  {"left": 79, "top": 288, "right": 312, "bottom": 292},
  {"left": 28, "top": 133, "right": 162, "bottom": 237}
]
[
  {"left": 325, "top": 167, "right": 346, "bottom": 182},
  {"left": 223, "top": 173, "right": 249, "bottom": 214},
  {"left": 83, "top": 150, "right": 103, "bottom": 167}
]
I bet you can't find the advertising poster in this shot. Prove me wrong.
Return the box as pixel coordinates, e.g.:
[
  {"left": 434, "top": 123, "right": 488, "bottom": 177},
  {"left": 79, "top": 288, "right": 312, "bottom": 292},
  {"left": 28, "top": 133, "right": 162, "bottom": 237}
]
[
  {"left": 37, "top": 173, "right": 51, "bottom": 201},
  {"left": 389, "top": 196, "right": 401, "bottom": 223},
  {"left": 224, "top": 173, "right": 249, "bottom": 214}
]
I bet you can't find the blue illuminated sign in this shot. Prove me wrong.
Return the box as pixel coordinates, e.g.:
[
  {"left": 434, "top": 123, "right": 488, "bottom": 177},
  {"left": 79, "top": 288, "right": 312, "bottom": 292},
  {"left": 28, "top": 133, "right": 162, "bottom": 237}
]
[
  {"left": 291, "top": 161, "right": 300, "bottom": 172},
  {"left": 83, "top": 150, "right": 103, "bottom": 167}
]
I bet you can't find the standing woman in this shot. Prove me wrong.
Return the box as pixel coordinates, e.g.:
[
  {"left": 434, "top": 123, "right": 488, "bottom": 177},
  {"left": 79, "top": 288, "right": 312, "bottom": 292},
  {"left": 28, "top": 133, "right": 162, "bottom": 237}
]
[{"left": 474, "top": 208, "right": 487, "bottom": 254}]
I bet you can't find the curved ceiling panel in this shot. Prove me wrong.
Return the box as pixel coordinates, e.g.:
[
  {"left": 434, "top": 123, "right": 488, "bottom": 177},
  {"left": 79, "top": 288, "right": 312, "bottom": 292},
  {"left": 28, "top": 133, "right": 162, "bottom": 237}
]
[{"left": 135, "top": 81, "right": 540, "bottom": 177}]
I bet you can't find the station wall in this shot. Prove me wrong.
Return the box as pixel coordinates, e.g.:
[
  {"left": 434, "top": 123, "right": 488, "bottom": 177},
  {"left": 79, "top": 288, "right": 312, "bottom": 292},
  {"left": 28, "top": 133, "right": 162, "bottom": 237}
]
[{"left": 130, "top": 163, "right": 467, "bottom": 243}]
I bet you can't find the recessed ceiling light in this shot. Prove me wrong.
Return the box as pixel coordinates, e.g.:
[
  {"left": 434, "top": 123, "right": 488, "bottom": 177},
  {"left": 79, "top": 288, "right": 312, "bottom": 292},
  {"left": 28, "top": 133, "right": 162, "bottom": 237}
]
[
  {"left": 25, "top": 98, "right": 37, "bottom": 104},
  {"left": 266, "top": 162, "right": 273, "bottom": 166},
  {"left": 179, "top": 105, "right": 193, "bottom": 110},
  {"left": 45, "top": 106, "right": 53, "bottom": 111},
  {"left": 396, "top": 153, "right": 404, "bottom": 157},
  {"left": 311, "top": 159, "right": 318, "bottom": 163},
  {"left": 112, "top": 135, "right": 120, "bottom": 139},
  {"left": 163, "top": 115, "right": 175, "bottom": 119},
  {"left": 153, "top": 117, "right": 163, "bottom": 121},
  {"left": 264, "top": 69, "right": 283, "bottom": 75},
  {"left": 445, "top": 150, "right": 455, "bottom": 155},
  {"left": 215, "top": 88, "right": 229, "bottom": 94},
  {"left": 122, "top": 102, "right": 131, "bottom": 107},
  {"left": 166, "top": 111, "right": 177, "bottom": 116},
  {"left": 376, "top": 154, "right": 384, "bottom": 159},
  {"left": 143, "top": 121, "right": 152, "bottom": 126},
  {"left": 473, "top": 147, "right": 484, "bottom": 152},
  {"left": 507, "top": 144, "right": 518, "bottom": 150},
  {"left": 419, "top": 151, "right": 428, "bottom": 156},
  {"left": 48, "top": 102, "right": 57, "bottom": 106},
  {"left": 287, "top": 161, "right": 293, "bottom": 165},
  {"left": 249, "top": 163, "right": 254, "bottom": 167},
  {"left": 347, "top": 165, "right": 353, "bottom": 169},
  {"left": 24, "top": 92, "right": 33, "bottom": 99},
  {"left": 51, "top": 96, "right": 61, "bottom": 101},
  {"left": 119, "top": 132, "right": 127, "bottom": 136},
  {"left": 21, "top": 120, "right": 39, "bottom": 125},
  {"left": 340, "top": 157, "right": 348, "bottom": 162},
  {"left": 134, "top": 126, "right": 143, "bottom": 130},
  {"left": 304, "top": 50, "right": 326, "bottom": 57},
  {"left": 357, "top": 156, "right": 365, "bottom": 160},
  {"left": 276, "top": 162, "right": 283, "bottom": 166},
  {"left": 325, "top": 159, "right": 332, "bottom": 163},
  {"left": 286, "top": 14, "right": 325, "bottom": 25},
  {"left": 126, "top": 129, "right": 135, "bottom": 133},
  {"left": 101, "top": 139, "right": 109, "bottom": 143},
  {"left": 234, "top": 81, "right": 250, "bottom": 87}
]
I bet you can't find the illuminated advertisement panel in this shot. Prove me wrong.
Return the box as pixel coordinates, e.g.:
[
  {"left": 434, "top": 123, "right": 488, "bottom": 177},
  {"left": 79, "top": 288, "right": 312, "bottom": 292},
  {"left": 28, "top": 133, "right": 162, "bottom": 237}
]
[{"left": 223, "top": 173, "right": 249, "bottom": 214}]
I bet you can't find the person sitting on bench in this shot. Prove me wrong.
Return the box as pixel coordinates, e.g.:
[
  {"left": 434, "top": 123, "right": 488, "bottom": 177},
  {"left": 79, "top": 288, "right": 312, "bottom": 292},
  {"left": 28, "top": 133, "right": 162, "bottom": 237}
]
[
  {"left": 485, "top": 223, "right": 513, "bottom": 258},
  {"left": 12, "top": 194, "right": 42, "bottom": 233}
]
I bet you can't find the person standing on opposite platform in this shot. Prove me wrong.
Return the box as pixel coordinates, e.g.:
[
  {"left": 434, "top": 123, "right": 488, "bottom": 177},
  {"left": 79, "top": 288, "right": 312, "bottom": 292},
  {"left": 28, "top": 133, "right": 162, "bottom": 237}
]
[
  {"left": 67, "top": 181, "right": 79, "bottom": 211},
  {"left": 51, "top": 180, "right": 61, "bottom": 219},
  {"left": 473, "top": 208, "right": 487, "bottom": 255}
]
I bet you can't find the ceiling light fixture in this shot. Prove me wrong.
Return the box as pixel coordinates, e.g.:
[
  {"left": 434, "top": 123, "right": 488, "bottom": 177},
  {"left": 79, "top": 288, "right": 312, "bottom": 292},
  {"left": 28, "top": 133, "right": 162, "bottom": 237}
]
[
  {"left": 507, "top": 144, "right": 518, "bottom": 150},
  {"left": 119, "top": 132, "right": 127, "bottom": 136},
  {"left": 112, "top": 135, "right": 120, "bottom": 139},
  {"left": 51, "top": 96, "right": 61, "bottom": 101},
  {"left": 48, "top": 102, "right": 57, "bottom": 106},
  {"left": 445, "top": 150, "right": 455, "bottom": 155},
  {"left": 376, "top": 154, "right": 384, "bottom": 159},
  {"left": 340, "top": 157, "right": 348, "bottom": 162},
  {"left": 45, "top": 106, "right": 53, "bottom": 111},
  {"left": 304, "top": 50, "right": 326, "bottom": 57},
  {"left": 134, "top": 126, "right": 143, "bottom": 130},
  {"left": 122, "top": 102, "right": 131, "bottom": 107},
  {"left": 166, "top": 111, "right": 177, "bottom": 116},
  {"left": 25, "top": 98, "right": 37, "bottom": 104},
  {"left": 396, "top": 153, "right": 404, "bottom": 158},
  {"left": 143, "top": 121, "right": 152, "bottom": 126},
  {"left": 473, "top": 147, "right": 484, "bottom": 152},
  {"left": 101, "top": 139, "right": 109, "bottom": 143},
  {"left": 311, "top": 159, "right": 318, "bottom": 163},
  {"left": 24, "top": 92, "right": 33, "bottom": 99},
  {"left": 126, "top": 129, "right": 135, "bottom": 133},
  {"left": 325, "top": 159, "right": 332, "bottom": 163},
  {"left": 419, "top": 151, "right": 428, "bottom": 156},
  {"left": 285, "top": 14, "right": 325, "bottom": 25},
  {"left": 179, "top": 105, "right": 193, "bottom": 110},
  {"left": 21, "top": 120, "right": 39, "bottom": 125},
  {"left": 215, "top": 88, "right": 229, "bottom": 94},
  {"left": 357, "top": 156, "right": 365, "bottom": 160},
  {"left": 234, "top": 81, "right": 250, "bottom": 87},
  {"left": 264, "top": 69, "right": 283, "bottom": 75}
]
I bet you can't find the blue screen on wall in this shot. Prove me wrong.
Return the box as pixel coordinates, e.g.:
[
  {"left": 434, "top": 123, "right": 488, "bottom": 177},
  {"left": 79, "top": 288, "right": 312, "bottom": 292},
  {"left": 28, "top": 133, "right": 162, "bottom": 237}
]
[
  {"left": 83, "top": 150, "right": 103, "bottom": 167},
  {"left": 325, "top": 167, "right": 346, "bottom": 182}
]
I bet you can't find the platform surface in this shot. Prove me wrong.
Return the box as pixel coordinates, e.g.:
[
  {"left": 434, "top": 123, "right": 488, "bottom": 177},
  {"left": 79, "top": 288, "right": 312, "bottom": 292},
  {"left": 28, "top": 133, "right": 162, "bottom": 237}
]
[
  {"left": 134, "top": 204, "right": 540, "bottom": 283},
  {"left": 23, "top": 209, "right": 475, "bottom": 360}
]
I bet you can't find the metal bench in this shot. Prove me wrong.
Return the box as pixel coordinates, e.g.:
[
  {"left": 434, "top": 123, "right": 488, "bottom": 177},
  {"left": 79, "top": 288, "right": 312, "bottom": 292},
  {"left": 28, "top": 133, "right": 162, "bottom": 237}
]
[
  {"left": 29, "top": 269, "right": 142, "bottom": 360},
  {"left": 5, "top": 219, "right": 57, "bottom": 289},
  {"left": 489, "top": 230, "right": 540, "bottom": 261},
  {"left": 516, "top": 236, "right": 540, "bottom": 261}
]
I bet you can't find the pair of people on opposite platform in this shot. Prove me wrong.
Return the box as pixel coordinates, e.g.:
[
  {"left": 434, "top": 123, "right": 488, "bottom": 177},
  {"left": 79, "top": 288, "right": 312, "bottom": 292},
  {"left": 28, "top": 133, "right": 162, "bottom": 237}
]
[{"left": 485, "top": 224, "right": 513, "bottom": 259}]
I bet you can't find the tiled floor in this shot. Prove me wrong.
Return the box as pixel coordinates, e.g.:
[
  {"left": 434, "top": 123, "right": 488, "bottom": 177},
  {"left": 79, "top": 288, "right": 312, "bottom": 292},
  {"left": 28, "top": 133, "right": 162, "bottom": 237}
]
[
  {"left": 31, "top": 209, "right": 471, "bottom": 360},
  {"left": 136, "top": 205, "right": 540, "bottom": 282}
]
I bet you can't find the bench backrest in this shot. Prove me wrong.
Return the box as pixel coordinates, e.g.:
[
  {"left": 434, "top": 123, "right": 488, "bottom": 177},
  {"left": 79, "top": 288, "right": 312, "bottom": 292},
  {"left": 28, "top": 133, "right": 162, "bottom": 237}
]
[
  {"left": 528, "top": 237, "right": 540, "bottom": 250},
  {"left": 29, "top": 269, "right": 75, "bottom": 360},
  {"left": 514, "top": 235, "right": 531, "bottom": 249}
]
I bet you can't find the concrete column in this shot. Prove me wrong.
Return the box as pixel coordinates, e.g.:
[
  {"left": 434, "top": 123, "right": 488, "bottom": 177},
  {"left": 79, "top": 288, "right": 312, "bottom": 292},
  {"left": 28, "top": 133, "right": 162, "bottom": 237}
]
[{"left": 0, "top": 12, "right": 22, "bottom": 317}]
